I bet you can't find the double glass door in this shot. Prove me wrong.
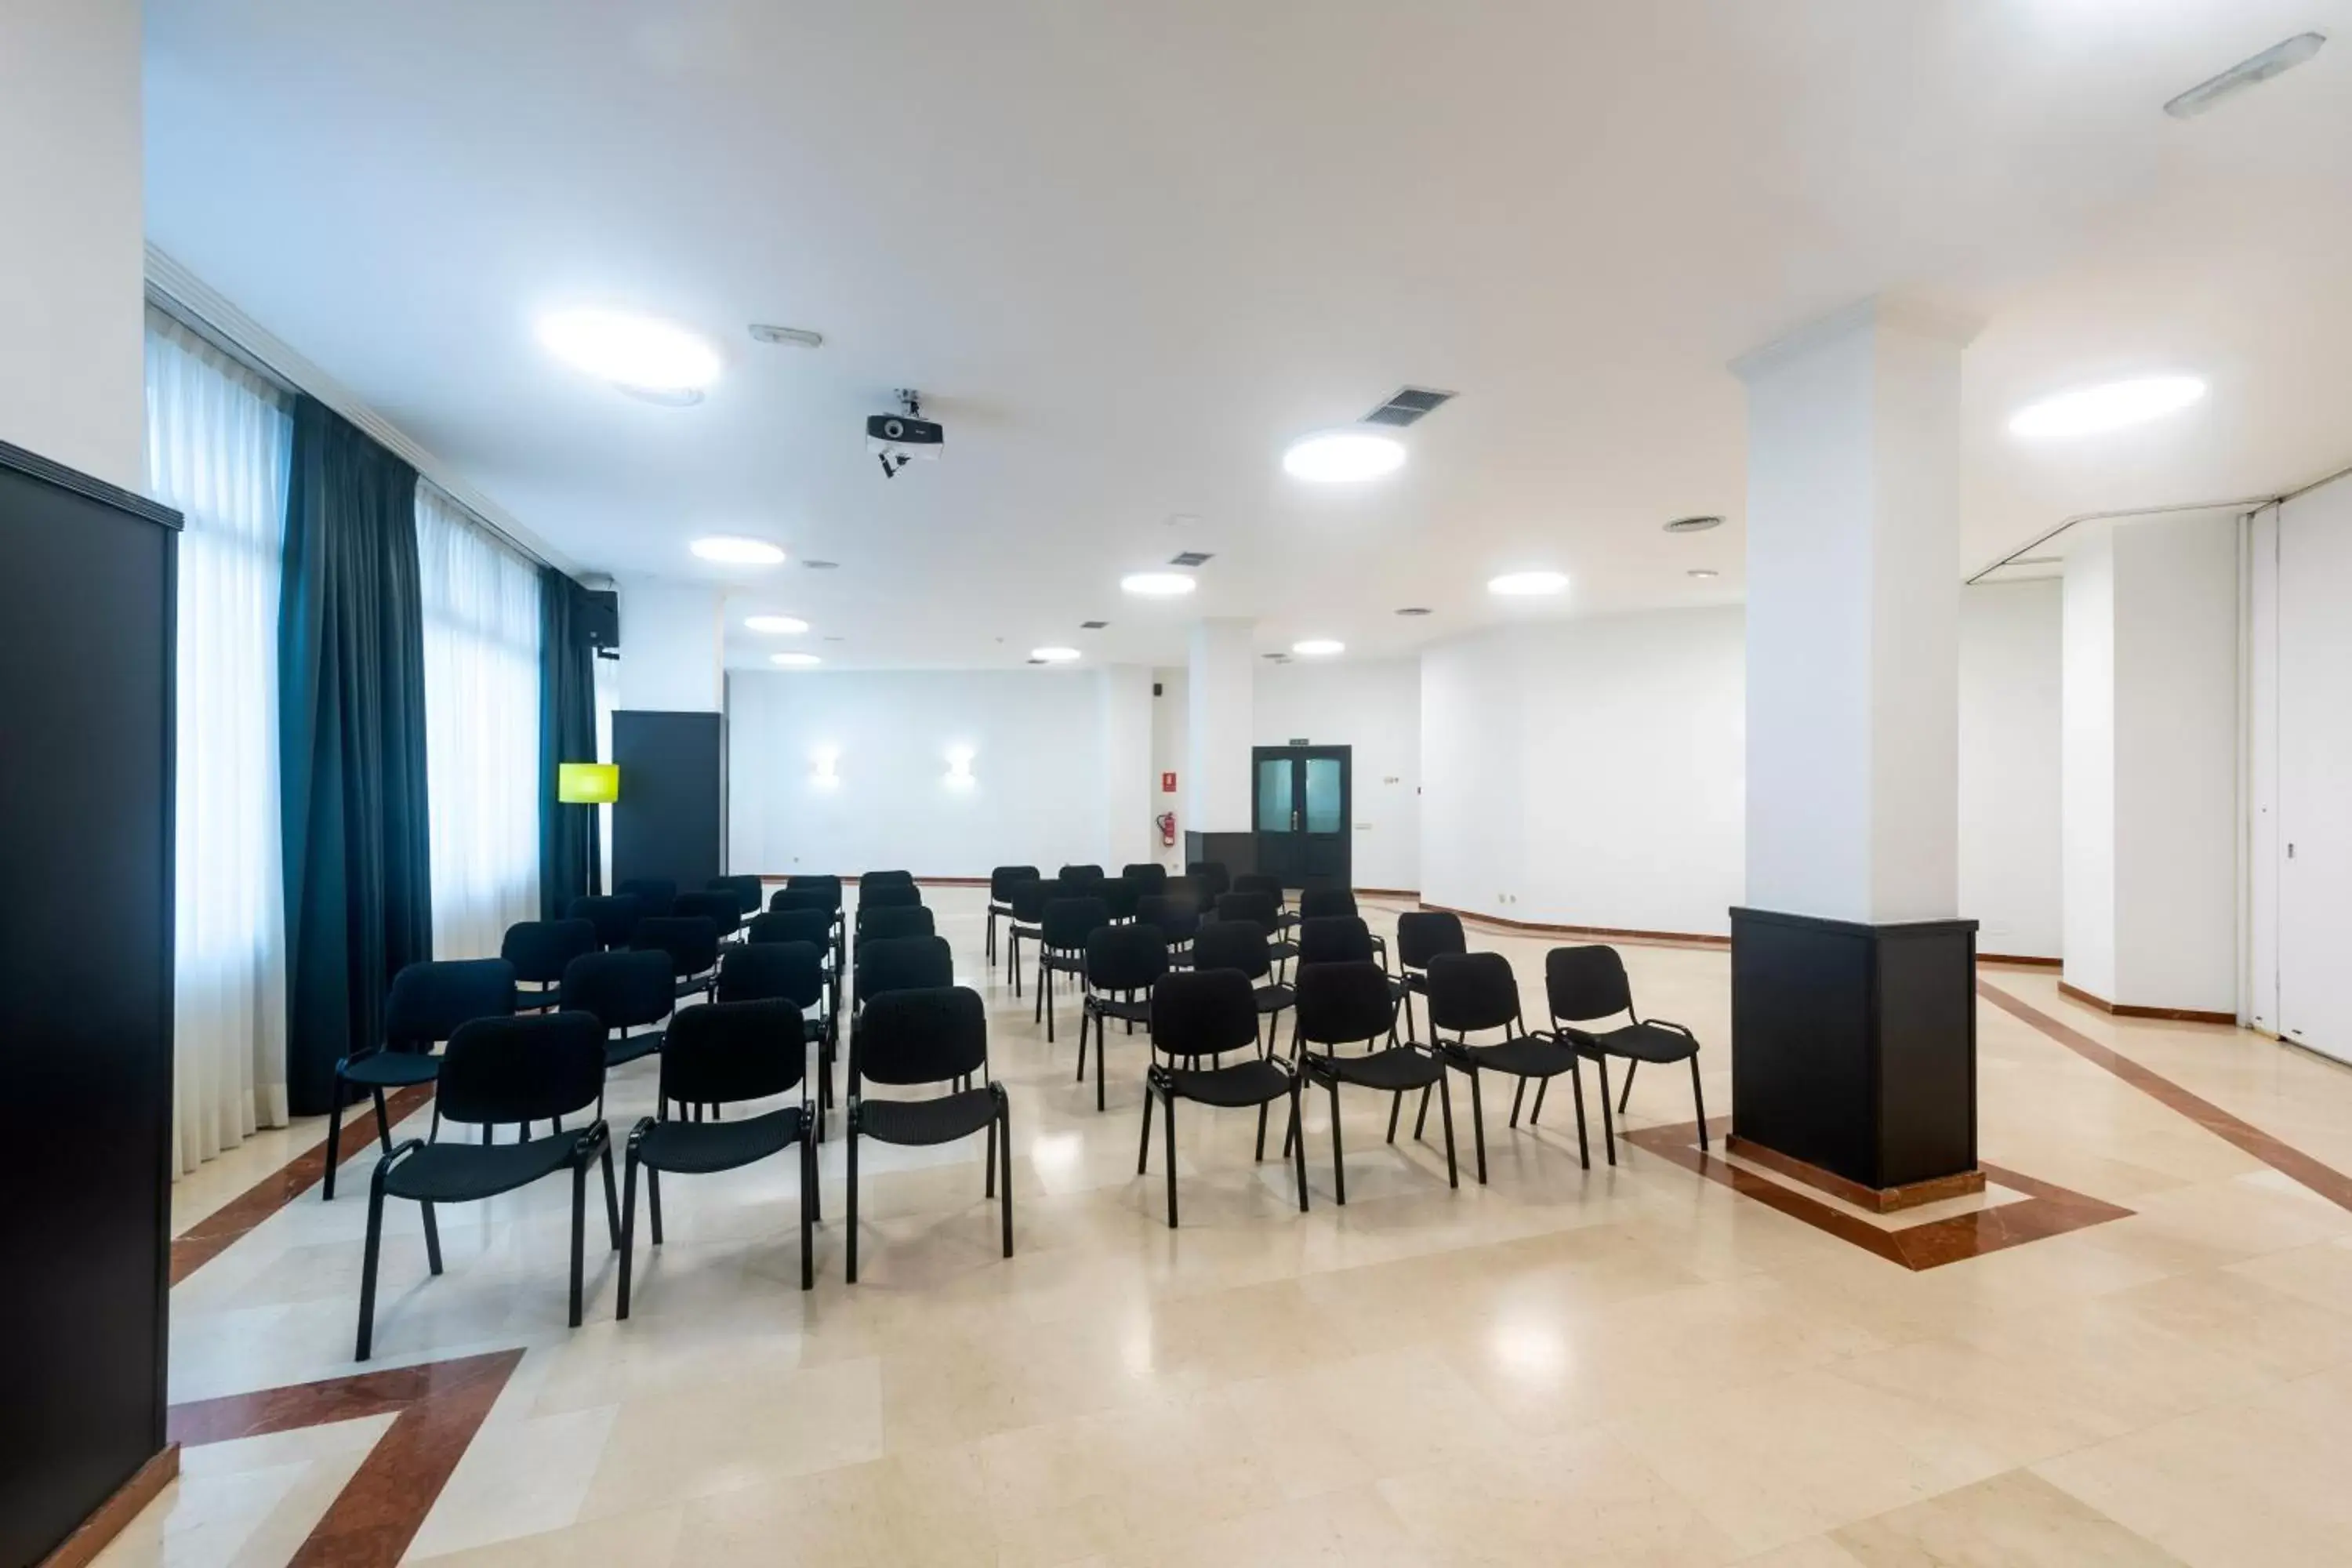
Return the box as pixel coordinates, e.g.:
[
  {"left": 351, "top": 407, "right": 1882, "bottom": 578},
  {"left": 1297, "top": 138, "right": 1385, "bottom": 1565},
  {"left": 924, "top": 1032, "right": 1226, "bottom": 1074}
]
[{"left": 1252, "top": 745, "right": 1350, "bottom": 889}]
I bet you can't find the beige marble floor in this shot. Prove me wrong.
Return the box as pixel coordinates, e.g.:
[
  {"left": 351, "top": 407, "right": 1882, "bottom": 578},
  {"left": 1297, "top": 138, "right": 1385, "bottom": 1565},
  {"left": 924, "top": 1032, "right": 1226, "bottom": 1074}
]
[{"left": 115, "top": 889, "right": 2352, "bottom": 1567}]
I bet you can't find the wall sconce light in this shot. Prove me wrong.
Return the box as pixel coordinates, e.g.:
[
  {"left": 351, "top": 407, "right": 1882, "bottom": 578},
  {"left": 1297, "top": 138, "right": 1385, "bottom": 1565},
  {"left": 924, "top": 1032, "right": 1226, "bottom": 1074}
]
[
  {"left": 945, "top": 746, "right": 976, "bottom": 788},
  {"left": 812, "top": 746, "right": 840, "bottom": 786}
]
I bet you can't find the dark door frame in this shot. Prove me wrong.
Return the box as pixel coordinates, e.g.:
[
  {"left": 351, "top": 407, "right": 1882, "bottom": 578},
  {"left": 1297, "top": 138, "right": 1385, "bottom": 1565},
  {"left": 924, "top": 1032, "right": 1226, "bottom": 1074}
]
[{"left": 1250, "top": 743, "right": 1352, "bottom": 891}]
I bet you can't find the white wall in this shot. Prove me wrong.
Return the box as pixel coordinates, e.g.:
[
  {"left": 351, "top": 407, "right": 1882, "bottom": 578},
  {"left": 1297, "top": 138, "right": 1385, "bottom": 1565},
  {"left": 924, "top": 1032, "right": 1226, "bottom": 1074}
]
[
  {"left": 1098, "top": 664, "right": 1155, "bottom": 871},
  {"left": 1961, "top": 581, "right": 2063, "bottom": 959},
  {"left": 1254, "top": 658, "right": 1421, "bottom": 891},
  {"left": 1152, "top": 668, "right": 1188, "bottom": 865},
  {"left": 0, "top": 0, "right": 143, "bottom": 487},
  {"left": 727, "top": 667, "right": 1111, "bottom": 876},
  {"left": 618, "top": 581, "right": 722, "bottom": 712},
  {"left": 1186, "top": 619, "right": 1255, "bottom": 833}
]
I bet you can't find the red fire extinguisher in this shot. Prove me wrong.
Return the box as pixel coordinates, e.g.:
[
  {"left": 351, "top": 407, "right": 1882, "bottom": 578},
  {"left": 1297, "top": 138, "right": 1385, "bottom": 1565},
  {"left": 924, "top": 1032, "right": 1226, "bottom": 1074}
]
[{"left": 1156, "top": 811, "right": 1177, "bottom": 848}]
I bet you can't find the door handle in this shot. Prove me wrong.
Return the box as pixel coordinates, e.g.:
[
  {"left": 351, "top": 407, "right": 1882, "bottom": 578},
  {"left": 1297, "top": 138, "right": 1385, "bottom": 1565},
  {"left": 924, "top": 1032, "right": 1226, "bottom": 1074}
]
[{"left": 1291, "top": 809, "right": 1300, "bottom": 832}]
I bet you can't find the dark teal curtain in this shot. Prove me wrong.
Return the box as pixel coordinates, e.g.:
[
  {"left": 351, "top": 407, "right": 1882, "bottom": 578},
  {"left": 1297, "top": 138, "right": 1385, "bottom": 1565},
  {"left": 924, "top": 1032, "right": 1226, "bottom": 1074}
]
[
  {"left": 278, "top": 396, "right": 433, "bottom": 1116},
  {"left": 539, "top": 567, "right": 602, "bottom": 918}
]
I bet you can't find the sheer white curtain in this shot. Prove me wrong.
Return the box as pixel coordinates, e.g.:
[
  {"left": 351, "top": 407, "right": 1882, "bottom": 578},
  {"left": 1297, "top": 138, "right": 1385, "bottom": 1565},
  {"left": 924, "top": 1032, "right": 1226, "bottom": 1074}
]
[
  {"left": 418, "top": 484, "right": 543, "bottom": 960},
  {"left": 146, "top": 309, "right": 293, "bottom": 1177}
]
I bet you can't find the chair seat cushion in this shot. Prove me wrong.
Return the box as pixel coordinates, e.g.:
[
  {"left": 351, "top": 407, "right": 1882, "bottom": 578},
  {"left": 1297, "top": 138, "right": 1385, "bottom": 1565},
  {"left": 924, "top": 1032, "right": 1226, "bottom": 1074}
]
[
  {"left": 1266, "top": 942, "right": 1299, "bottom": 964},
  {"left": 383, "top": 1134, "right": 583, "bottom": 1203},
  {"left": 858, "top": 1087, "right": 998, "bottom": 1147},
  {"left": 1042, "top": 951, "right": 1085, "bottom": 974},
  {"left": 1447, "top": 1035, "right": 1578, "bottom": 1079},
  {"left": 1162, "top": 1060, "right": 1292, "bottom": 1108},
  {"left": 342, "top": 1051, "right": 440, "bottom": 1087},
  {"left": 1308, "top": 1045, "right": 1443, "bottom": 1091},
  {"left": 633, "top": 1106, "right": 806, "bottom": 1174},
  {"left": 1088, "top": 994, "right": 1152, "bottom": 1024},
  {"left": 606, "top": 1029, "right": 664, "bottom": 1069},
  {"left": 1579, "top": 1022, "right": 1700, "bottom": 1064},
  {"left": 1253, "top": 983, "right": 1295, "bottom": 1014},
  {"left": 673, "top": 974, "right": 716, "bottom": 1000}
]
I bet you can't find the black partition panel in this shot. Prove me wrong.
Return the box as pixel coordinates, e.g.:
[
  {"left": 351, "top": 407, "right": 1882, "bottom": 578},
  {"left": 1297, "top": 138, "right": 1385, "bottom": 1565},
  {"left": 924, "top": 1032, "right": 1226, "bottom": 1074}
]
[
  {"left": 0, "top": 441, "right": 178, "bottom": 1565},
  {"left": 612, "top": 710, "right": 724, "bottom": 893}
]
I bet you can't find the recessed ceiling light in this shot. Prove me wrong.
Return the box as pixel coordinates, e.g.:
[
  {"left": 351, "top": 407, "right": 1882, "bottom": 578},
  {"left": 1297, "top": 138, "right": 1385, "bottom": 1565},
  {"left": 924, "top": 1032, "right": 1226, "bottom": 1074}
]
[
  {"left": 747, "top": 323, "right": 824, "bottom": 348},
  {"left": 2165, "top": 33, "right": 2325, "bottom": 119},
  {"left": 538, "top": 309, "right": 720, "bottom": 395},
  {"left": 1291, "top": 639, "right": 1345, "bottom": 657},
  {"left": 770, "top": 652, "right": 821, "bottom": 667},
  {"left": 1664, "top": 514, "right": 1724, "bottom": 534},
  {"left": 803, "top": 559, "right": 839, "bottom": 570},
  {"left": 1395, "top": 606, "right": 1433, "bottom": 617},
  {"left": 1687, "top": 568, "right": 1719, "bottom": 580},
  {"left": 1121, "top": 572, "right": 1196, "bottom": 597},
  {"left": 744, "top": 615, "right": 809, "bottom": 635},
  {"left": 1488, "top": 570, "right": 1570, "bottom": 597},
  {"left": 2009, "top": 376, "right": 2206, "bottom": 440},
  {"left": 1030, "top": 646, "right": 1081, "bottom": 663},
  {"left": 691, "top": 535, "right": 786, "bottom": 566},
  {"left": 1282, "top": 428, "right": 1406, "bottom": 484}
]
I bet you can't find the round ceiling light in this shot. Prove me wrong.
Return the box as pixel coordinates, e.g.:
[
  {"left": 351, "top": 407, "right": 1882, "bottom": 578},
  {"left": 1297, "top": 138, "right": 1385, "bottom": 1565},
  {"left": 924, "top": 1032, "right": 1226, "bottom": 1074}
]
[
  {"left": 1291, "top": 639, "right": 1345, "bottom": 657},
  {"left": 1487, "top": 570, "right": 1570, "bottom": 597},
  {"left": 1282, "top": 428, "right": 1406, "bottom": 484},
  {"left": 770, "top": 652, "right": 822, "bottom": 668},
  {"left": 1687, "top": 568, "right": 1719, "bottom": 580},
  {"left": 1120, "top": 572, "right": 1197, "bottom": 597},
  {"left": 538, "top": 309, "right": 721, "bottom": 395},
  {"left": 1030, "top": 646, "right": 1081, "bottom": 663},
  {"left": 2009, "top": 375, "right": 2206, "bottom": 440},
  {"left": 691, "top": 535, "right": 786, "bottom": 566}
]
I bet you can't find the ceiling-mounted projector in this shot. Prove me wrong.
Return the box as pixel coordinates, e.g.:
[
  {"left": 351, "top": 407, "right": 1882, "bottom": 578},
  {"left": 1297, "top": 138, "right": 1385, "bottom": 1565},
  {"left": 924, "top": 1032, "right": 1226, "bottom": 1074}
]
[{"left": 867, "top": 389, "right": 942, "bottom": 477}]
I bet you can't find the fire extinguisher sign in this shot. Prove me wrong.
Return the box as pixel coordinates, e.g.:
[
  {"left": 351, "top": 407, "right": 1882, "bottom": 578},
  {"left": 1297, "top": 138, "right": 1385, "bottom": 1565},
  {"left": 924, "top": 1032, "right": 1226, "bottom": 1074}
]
[{"left": 1160, "top": 771, "right": 1178, "bottom": 792}]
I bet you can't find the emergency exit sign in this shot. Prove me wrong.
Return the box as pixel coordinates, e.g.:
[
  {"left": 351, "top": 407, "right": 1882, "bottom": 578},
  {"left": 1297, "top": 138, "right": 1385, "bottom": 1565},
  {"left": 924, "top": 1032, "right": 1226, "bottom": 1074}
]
[{"left": 1161, "top": 771, "right": 1177, "bottom": 792}]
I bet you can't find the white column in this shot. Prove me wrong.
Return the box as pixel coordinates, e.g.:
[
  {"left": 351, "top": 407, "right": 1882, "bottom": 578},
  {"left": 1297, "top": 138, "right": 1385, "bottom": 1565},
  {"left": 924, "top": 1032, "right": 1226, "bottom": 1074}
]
[
  {"left": 617, "top": 580, "right": 724, "bottom": 712},
  {"left": 1097, "top": 664, "right": 1154, "bottom": 870},
  {"left": 1735, "top": 299, "right": 1973, "bottom": 924},
  {"left": 0, "top": 0, "right": 143, "bottom": 488},
  {"left": 1186, "top": 619, "right": 1255, "bottom": 835},
  {"left": 2062, "top": 516, "right": 2239, "bottom": 1012}
]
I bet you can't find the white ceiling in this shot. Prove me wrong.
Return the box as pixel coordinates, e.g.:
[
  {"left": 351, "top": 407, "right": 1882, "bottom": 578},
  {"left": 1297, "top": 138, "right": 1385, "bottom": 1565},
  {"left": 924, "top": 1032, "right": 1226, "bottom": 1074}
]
[{"left": 145, "top": 0, "right": 2352, "bottom": 669}]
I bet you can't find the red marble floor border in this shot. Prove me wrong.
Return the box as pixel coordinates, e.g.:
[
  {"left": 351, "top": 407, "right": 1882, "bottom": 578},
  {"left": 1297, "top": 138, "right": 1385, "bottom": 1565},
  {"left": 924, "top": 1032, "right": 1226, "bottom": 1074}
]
[
  {"left": 170, "top": 1083, "right": 438, "bottom": 1285},
  {"left": 166, "top": 1348, "right": 523, "bottom": 1568},
  {"left": 1621, "top": 1119, "right": 2134, "bottom": 1270},
  {"left": 1980, "top": 978, "right": 2352, "bottom": 1214}
]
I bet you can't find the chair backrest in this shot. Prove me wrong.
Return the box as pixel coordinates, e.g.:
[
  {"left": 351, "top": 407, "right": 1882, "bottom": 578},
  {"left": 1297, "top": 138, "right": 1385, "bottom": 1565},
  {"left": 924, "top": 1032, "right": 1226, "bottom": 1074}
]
[
  {"left": 1099, "top": 878, "right": 1141, "bottom": 921},
  {"left": 1120, "top": 862, "right": 1168, "bottom": 889},
  {"left": 1232, "top": 873, "right": 1286, "bottom": 909},
  {"left": 1162, "top": 877, "right": 1204, "bottom": 911},
  {"left": 660, "top": 1000, "right": 807, "bottom": 1107},
  {"left": 708, "top": 875, "right": 766, "bottom": 919},
  {"left": 1134, "top": 894, "right": 1200, "bottom": 944},
  {"left": 437, "top": 1011, "right": 605, "bottom": 1127},
  {"left": 1297, "top": 886, "right": 1358, "bottom": 922},
  {"left": 853, "top": 985, "right": 988, "bottom": 1087},
  {"left": 615, "top": 877, "right": 677, "bottom": 917},
  {"left": 1149, "top": 968, "right": 1259, "bottom": 1058},
  {"left": 499, "top": 920, "right": 598, "bottom": 985},
  {"left": 560, "top": 949, "right": 675, "bottom": 1032},
  {"left": 1009, "top": 877, "right": 1062, "bottom": 922},
  {"left": 1190, "top": 919, "right": 1271, "bottom": 982},
  {"left": 855, "top": 904, "right": 936, "bottom": 944},
  {"left": 633, "top": 915, "right": 720, "bottom": 979},
  {"left": 989, "top": 865, "right": 1040, "bottom": 902},
  {"left": 717, "top": 941, "right": 826, "bottom": 1007},
  {"left": 1427, "top": 950, "right": 1524, "bottom": 1035},
  {"left": 1545, "top": 945, "right": 1635, "bottom": 1023},
  {"left": 1297, "top": 915, "right": 1376, "bottom": 968},
  {"left": 673, "top": 891, "right": 742, "bottom": 938},
  {"left": 1042, "top": 895, "right": 1109, "bottom": 950},
  {"left": 386, "top": 958, "right": 517, "bottom": 1048},
  {"left": 1086, "top": 922, "right": 1169, "bottom": 992},
  {"left": 1185, "top": 860, "right": 1231, "bottom": 898},
  {"left": 748, "top": 908, "right": 833, "bottom": 948},
  {"left": 769, "top": 885, "right": 838, "bottom": 917},
  {"left": 862, "top": 869, "right": 915, "bottom": 888},
  {"left": 1294, "top": 960, "right": 1399, "bottom": 1049},
  {"left": 1215, "top": 891, "right": 1280, "bottom": 931},
  {"left": 855, "top": 934, "right": 954, "bottom": 1002},
  {"left": 858, "top": 880, "right": 923, "bottom": 911},
  {"left": 1057, "top": 863, "right": 1106, "bottom": 885},
  {"left": 784, "top": 873, "right": 844, "bottom": 911},
  {"left": 1396, "top": 911, "right": 1467, "bottom": 971},
  {"left": 567, "top": 893, "right": 644, "bottom": 949}
]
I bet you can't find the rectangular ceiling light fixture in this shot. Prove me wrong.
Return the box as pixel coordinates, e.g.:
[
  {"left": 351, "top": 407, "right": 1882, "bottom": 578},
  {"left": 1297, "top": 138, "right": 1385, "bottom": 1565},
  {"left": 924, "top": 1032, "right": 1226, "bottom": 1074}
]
[{"left": 2164, "top": 33, "right": 2325, "bottom": 118}]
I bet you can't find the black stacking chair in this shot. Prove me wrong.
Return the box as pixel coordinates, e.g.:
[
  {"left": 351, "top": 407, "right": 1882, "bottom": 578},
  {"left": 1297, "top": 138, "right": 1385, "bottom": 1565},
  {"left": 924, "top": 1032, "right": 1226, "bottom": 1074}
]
[
  {"left": 619, "top": 999, "right": 817, "bottom": 1309},
  {"left": 856, "top": 903, "right": 936, "bottom": 949},
  {"left": 1077, "top": 922, "right": 1167, "bottom": 1111},
  {"left": 784, "top": 874, "right": 848, "bottom": 969},
  {"left": 1185, "top": 861, "right": 1231, "bottom": 900},
  {"left": 1426, "top": 951, "right": 1588, "bottom": 1181},
  {"left": 1233, "top": 873, "right": 1296, "bottom": 936},
  {"left": 1192, "top": 919, "right": 1293, "bottom": 1040},
  {"left": 568, "top": 893, "right": 644, "bottom": 951},
  {"left": 1298, "top": 916, "right": 1406, "bottom": 1003},
  {"left": 855, "top": 932, "right": 954, "bottom": 1004},
  {"left": 615, "top": 877, "right": 677, "bottom": 918},
  {"left": 324, "top": 958, "right": 516, "bottom": 1201},
  {"left": 1004, "top": 877, "right": 1059, "bottom": 993},
  {"left": 1395, "top": 911, "right": 1466, "bottom": 1041},
  {"left": 1101, "top": 877, "right": 1142, "bottom": 924},
  {"left": 845, "top": 986, "right": 1011, "bottom": 1282},
  {"left": 858, "top": 880, "right": 923, "bottom": 913},
  {"left": 1058, "top": 863, "right": 1106, "bottom": 887},
  {"left": 503, "top": 919, "right": 597, "bottom": 1013},
  {"left": 1135, "top": 893, "right": 1201, "bottom": 970},
  {"left": 862, "top": 869, "right": 915, "bottom": 888},
  {"left": 1034, "top": 894, "right": 1108, "bottom": 1044},
  {"left": 1121, "top": 862, "right": 1168, "bottom": 891},
  {"left": 718, "top": 941, "right": 832, "bottom": 1103},
  {"left": 985, "top": 866, "right": 1040, "bottom": 965},
  {"left": 1546, "top": 945, "right": 1707, "bottom": 1163},
  {"left": 673, "top": 891, "right": 743, "bottom": 946},
  {"left": 633, "top": 915, "right": 721, "bottom": 1002},
  {"left": 708, "top": 875, "right": 766, "bottom": 925},
  {"left": 1290, "top": 960, "right": 1457, "bottom": 1202},
  {"left": 1165, "top": 874, "right": 1206, "bottom": 908},
  {"left": 1139, "top": 968, "right": 1306, "bottom": 1227},
  {"left": 1216, "top": 891, "right": 1297, "bottom": 972},
  {"left": 560, "top": 949, "right": 675, "bottom": 1101},
  {"left": 1298, "top": 887, "right": 1385, "bottom": 963},
  {"left": 770, "top": 884, "right": 835, "bottom": 916},
  {"left": 354, "top": 1011, "right": 616, "bottom": 1359},
  {"left": 749, "top": 907, "right": 839, "bottom": 1025}
]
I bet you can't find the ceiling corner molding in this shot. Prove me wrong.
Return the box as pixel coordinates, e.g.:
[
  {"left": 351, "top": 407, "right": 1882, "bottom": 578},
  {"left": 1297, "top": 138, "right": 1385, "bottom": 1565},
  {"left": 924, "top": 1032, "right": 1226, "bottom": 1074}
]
[{"left": 143, "top": 243, "right": 579, "bottom": 578}]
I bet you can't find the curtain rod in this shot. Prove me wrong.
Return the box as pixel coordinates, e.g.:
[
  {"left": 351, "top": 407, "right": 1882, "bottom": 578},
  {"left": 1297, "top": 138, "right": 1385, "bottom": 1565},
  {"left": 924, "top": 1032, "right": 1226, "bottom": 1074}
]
[{"left": 143, "top": 245, "right": 579, "bottom": 580}]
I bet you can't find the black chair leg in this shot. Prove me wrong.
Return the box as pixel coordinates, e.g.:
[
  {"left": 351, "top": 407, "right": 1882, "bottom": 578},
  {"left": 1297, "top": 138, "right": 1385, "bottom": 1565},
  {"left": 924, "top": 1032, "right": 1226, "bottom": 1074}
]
[
  {"left": 800, "top": 1138, "right": 816, "bottom": 1290},
  {"left": 999, "top": 1099, "right": 1015, "bottom": 1258},
  {"left": 1254, "top": 1100, "right": 1269, "bottom": 1162},
  {"left": 356, "top": 1170, "right": 388, "bottom": 1360},
  {"left": 618, "top": 1152, "right": 639, "bottom": 1319},
  {"left": 1163, "top": 1091, "right": 1179, "bottom": 1229},
  {"left": 325, "top": 1087, "right": 347, "bottom": 1201},
  {"left": 1290, "top": 1084, "right": 1309, "bottom": 1211},
  {"left": 1593, "top": 1056, "right": 1618, "bottom": 1166},
  {"left": 1690, "top": 1056, "right": 1709, "bottom": 1150},
  {"left": 1386, "top": 1091, "right": 1403, "bottom": 1144},
  {"left": 1329, "top": 1078, "right": 1347, "bottom": 1206},
  {"left": 1436, "top": 1070, "right": 1460, "bottom": 1188},
  {"left": 985, "top": 1115, "right": 998, "bottom": 1199},
  {"left": 1531, "top": 1077, "right": 1548, "bottom": 1124},
  {"left": 1095, "top": 1018, "right": 1107, "bottom": 1112},
  {"left": 1570, "top": 1065, "right": 1590, "bottom": 1169},
  {"left": 601, "top": 1145, "right": 621, "bottom": 1248},
  {"left": 1137, "top": 1080, "right": 1156, "bottom": 1174},
  {"left": 372, "top": 1087, "right": 395, "bottom": 1154},
  {"left": 1413, "top": 1083, "right": 1432, "bottom": 1142},
  {"left": 1076, "top": 1007, "right": 1089, "bottom": 1083},
  {"left": 568, "top": 1158, "right": 587, "bottom": 1328},
  {"left": 845, "top": 1127, "right": 861, "bottom": 1283},
  {"left": 1467, "top": 1067, "right": 1487, "bottom": 1185},
  {"left": 1617, "top": 1059, "right": 1639, "bottom": 1115},
  {"left": 1509, "top": 1078, "right": 1527, "bottom": 1129},
  {"left": 422, "top": 1201, "right": 443, "bottom": 1275}
]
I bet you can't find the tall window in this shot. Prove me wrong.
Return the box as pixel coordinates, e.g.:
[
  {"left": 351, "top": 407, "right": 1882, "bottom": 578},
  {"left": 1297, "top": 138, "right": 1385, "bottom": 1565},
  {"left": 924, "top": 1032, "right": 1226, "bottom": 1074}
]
[
  {"left": 146, "top": 309, "right": 293, "bottom": 1176},
  {"left": 417, "top": 484, "right": 543, "bottom": 959}
]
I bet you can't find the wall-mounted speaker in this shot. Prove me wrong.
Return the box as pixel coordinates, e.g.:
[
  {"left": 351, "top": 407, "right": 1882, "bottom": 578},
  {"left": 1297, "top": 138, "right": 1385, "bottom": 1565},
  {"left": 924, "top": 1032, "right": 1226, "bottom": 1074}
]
[{"left": 582, "top": 589, "right": 619, "bottom": 652}]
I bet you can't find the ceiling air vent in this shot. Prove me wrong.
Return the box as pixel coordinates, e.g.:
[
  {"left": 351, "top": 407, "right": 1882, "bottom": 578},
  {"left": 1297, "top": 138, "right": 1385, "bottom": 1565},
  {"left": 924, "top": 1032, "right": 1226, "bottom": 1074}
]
[
  {"left": 1362, "top": 387, "right": 1457, "bottom": 427},
  {"left": 1169, "top": 550, "right": 1214, "bottom": 568},
  {"left": 1080, "top": 620, "right": 1109, "bottom": 630}
]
